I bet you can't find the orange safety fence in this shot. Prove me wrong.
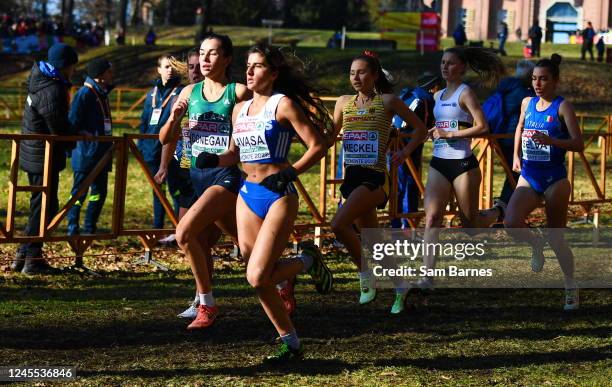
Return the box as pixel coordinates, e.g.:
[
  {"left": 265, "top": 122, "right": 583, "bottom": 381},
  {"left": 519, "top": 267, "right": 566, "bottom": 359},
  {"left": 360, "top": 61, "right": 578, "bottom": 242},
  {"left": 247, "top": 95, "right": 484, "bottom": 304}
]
[{"left": 0, "top": 111, "right": 610, "bottom": 265}]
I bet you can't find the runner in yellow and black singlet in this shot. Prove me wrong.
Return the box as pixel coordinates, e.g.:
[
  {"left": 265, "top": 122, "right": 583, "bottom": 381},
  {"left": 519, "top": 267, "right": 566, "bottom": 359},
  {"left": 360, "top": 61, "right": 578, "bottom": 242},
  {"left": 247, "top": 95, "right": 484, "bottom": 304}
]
[{"left": 331, "top": 50, "right": 427, "bottom": 310}]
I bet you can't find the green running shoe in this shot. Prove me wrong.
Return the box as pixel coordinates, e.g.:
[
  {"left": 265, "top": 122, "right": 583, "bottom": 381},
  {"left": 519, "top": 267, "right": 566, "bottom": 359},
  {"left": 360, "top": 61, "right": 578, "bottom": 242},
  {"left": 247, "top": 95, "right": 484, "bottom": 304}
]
[
  {"left": 263, "top": 343, "right": 304, "bottom": 365},
  {"left": 390, "top": 291, "right": 409, "bottom": 314},
  {"left": 359, "top": 274, "right": 377, "bottom": 304},
  {"left": 300, "top": 241, "right": 333, "bottom": 294},
  {"left": 564, "top": 288, "right": 579, "bottom": 311}
]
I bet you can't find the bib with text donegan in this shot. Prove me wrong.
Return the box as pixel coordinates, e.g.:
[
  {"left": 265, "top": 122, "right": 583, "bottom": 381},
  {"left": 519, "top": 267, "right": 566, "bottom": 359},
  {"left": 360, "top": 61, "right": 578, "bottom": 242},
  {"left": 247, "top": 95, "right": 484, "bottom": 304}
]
[
  {"left": 521, "top": 129, "right": 551, "bottom": 161},
  {"left": 342, "top": 130, "right": 379, "bottom": 166},
  {"left": 188, "top": 111, "right": 231, "bottom": 167}
]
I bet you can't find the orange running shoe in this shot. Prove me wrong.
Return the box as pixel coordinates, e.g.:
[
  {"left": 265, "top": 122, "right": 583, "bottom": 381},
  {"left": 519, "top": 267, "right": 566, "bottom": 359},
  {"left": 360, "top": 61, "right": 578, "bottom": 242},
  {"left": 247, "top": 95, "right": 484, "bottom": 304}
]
[
  {"left": 187, "top": 305, "right": 219, "bottom": 330},
  {"left": 278, "top": 277, "right": 296, "bottom": 316}
]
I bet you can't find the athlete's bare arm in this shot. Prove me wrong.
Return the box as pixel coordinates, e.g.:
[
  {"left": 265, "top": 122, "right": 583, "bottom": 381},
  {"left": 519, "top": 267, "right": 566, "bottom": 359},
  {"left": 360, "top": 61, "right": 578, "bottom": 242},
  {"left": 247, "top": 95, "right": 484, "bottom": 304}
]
[
  {"left": 277, "top": 97, "right": 325, "bottom": 175},
  {"left": 332, "top": 95, "right": 351, "bottom": 139},
  {"left": 159, "top": 84, "right": 194, "bottom": 145}
]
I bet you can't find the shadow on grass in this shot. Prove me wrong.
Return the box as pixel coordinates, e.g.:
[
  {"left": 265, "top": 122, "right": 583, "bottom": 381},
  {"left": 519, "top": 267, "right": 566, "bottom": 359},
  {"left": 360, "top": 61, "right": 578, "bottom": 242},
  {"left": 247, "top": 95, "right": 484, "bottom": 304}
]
[
  {"left": 2, "top": 289, "right": 610, "bottom": 351},
  {"left": 374, "top": 346, "right": 612, "bottom": 370},
  {"left": 76, "top": 358, "right": 358, "bottom": 379}
]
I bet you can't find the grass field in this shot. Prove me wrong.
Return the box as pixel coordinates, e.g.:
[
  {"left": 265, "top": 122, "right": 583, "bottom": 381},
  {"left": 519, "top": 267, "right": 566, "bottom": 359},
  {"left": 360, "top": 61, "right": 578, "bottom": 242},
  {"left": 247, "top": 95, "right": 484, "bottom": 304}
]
[
  {"left": 0, "top": 24, "right": 610, "bottom": 386},
  {"left": 1, "top": 250, "right": 611, "bottom": 385}
]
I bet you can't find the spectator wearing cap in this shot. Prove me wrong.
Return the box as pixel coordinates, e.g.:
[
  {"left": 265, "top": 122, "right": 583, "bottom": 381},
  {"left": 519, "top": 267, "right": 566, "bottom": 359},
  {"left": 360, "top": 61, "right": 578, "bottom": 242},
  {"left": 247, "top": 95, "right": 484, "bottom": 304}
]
[
  {"left": 13, "top": 43, "right": 78, "bottom": 274},
  {"left": 66, "top": 58, "right": 114, "bottom": 236},
  {"left": 390, "top": 71, "right": 441, "bottom": 228}
]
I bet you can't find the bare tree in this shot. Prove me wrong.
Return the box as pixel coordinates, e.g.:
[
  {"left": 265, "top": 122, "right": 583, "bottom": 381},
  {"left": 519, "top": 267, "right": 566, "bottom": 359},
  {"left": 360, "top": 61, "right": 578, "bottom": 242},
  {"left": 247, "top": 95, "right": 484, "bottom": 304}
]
[
  {"left": 164, "top": 0, "right": 172, "bottom": 26},
  {"left": 63, "top": 0, "right": 74, "bottom": 32},
  {"left": 116, "top": 0, "right": 127, "bottom": 31},
  {"left": 40, "top": 0, "right": 47, "bottom": 18},
  {"left": 195, "top": 0, "right": 212, "bottom": 43},
  {"left": 105, "top": 0, "right": 112, "bottom": 27},
  {"left": 131, "top": 0, "right": 142, "bottom": 26}
]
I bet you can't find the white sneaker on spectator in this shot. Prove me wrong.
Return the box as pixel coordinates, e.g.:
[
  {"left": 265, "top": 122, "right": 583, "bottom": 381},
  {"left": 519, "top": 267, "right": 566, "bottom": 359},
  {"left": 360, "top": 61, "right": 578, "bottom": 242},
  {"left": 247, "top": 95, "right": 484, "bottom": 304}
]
[
  {"left": 177, "top": 299, "right": 199, "bottom": 319},
  {"left": 159, "top": 234, "right": 177, "bottom": 245}
]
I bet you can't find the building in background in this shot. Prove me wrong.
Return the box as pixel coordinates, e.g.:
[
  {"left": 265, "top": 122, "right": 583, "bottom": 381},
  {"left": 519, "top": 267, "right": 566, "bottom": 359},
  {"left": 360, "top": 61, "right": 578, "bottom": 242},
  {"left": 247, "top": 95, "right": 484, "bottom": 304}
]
[{"left": 439, "top": 0, "right": 611, "bottom": 42}]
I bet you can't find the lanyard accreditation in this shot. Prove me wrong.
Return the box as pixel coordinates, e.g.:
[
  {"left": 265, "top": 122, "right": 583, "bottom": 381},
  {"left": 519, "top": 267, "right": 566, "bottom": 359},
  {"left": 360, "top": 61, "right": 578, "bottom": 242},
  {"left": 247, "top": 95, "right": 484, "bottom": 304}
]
[
  {"left": 150, "top": 86, "right": 178, "bottom": 126},
  {"left": 84, "top": 82, "right": 112, "bottom": 135}
]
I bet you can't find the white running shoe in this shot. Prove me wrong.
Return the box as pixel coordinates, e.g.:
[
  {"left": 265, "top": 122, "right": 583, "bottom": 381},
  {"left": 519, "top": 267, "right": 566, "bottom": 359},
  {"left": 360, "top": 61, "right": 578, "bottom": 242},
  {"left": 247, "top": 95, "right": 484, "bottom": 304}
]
[
  {"left": 564, "top": 288, "right": 579, "bottom": 311},
  {"left": 159, "top": 234, "right": 177, "bottom": 245},
  {"left": 414, "top": 277, "right": 434, "bottom": 290},
  {"left": 177, "top": 299, "right": 199, "bottom": 319}
]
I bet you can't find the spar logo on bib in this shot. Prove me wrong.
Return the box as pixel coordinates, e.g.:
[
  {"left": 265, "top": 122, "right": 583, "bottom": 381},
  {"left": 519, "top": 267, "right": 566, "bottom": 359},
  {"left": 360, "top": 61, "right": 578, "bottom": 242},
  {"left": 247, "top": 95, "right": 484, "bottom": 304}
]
[
  {"left": 343, "top": 130, "right": 379, "bottom": 166},
  {"left": 436, "top": 120, "right": 458, "bottom": 130}
]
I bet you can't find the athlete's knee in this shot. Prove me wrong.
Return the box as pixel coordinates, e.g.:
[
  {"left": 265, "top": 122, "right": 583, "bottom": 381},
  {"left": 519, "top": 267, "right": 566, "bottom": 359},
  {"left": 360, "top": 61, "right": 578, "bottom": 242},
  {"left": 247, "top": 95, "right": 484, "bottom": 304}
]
[
  {"left": 175, "top": 223, "right": 197, "bottom": 249},
  {"left": 246, "top": 267, "right": 268, "bottom": 289}
]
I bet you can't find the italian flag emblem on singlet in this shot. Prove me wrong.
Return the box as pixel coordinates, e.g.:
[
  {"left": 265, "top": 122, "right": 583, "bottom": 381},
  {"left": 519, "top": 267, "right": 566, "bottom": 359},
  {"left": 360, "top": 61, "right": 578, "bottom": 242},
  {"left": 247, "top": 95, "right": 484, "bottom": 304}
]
[{"left": 545, "top": 115, "right": 553, "bottom": 123}]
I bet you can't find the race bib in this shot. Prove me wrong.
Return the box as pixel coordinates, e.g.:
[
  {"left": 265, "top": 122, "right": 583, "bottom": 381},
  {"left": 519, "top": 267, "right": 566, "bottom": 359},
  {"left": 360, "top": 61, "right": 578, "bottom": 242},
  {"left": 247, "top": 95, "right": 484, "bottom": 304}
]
[
  {"left": 149, "top": 108, "right": 162, "bottom": 125},
  {"left": 342, "top": 130, "right": 378, "bottom": 166},
  {"left": 432, "top": 119, "right": 459, "bottom": 151},
  {"left": 103, "top": 119, "right": 112, "bottom": 135},
  {"left": 233, "top": 121, "right": 271, "bottom": 162},
  {"left": 180, "top": 127, "right": 192, "bottom": 169},
  {"left": 191, "top": 132, "right": 230, "bottom": 157},
  {"left": 522, "top": 129, "right": 551, "bottom": 161}
]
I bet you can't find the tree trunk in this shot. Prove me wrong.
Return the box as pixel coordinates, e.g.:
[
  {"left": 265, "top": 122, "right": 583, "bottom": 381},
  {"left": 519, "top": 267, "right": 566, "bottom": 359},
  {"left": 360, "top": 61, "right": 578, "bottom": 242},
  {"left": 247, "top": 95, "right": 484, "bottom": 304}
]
[
  {"left": 105, "top": 0, "right": 112, "bottom": 28},
  {"left": 63, "top": 0, "right": 74, "bottom": 33},
  {"left": 116, "top": 0, "right": 128, "bottom": 31},
  {"left": 164, "top": 0, "right": 172, "bottom": 26},
  {"left": 195, "top": 0, "right": 212, "bottom": 43},
  {"left": 131, "top": 0, "right": 142, "bottom": 26},
  {"left": 41, "top": 0, "right": 47, "bottom": 18}
]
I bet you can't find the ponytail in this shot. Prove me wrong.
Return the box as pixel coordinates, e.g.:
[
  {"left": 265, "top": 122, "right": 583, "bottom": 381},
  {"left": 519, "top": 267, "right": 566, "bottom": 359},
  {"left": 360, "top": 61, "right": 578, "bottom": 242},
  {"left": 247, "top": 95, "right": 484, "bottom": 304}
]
[
  {"left": 535, "top": 53, "right": 562, "bottom": 79},
  {"left": 352, "top": 50, "right": 394, "bottom": 94},
  {"left": 444, "top": 47, "right": 505, "bottom": 87},
  {"left": 158, "top": 53, "right": 187, "bottom": 80},
  {"left": 247, "top": 43, "right": 334, "bottom": 145}
]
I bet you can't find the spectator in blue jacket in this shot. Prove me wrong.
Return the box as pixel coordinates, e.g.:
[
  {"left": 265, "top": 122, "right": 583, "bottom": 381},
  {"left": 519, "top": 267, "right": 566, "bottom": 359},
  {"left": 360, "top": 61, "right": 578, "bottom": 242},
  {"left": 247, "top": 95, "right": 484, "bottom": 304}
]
[
  {"left": 390, "top": 72, "right": 441, "bottom": 229},
  {"left": 138, "top": 54, "right": 182, "bottom": 229},
  {"left": 498, "top": 22, "right": 508, "bottom": 56},
  {"left": 492, "top": 59, "right": 535, "bottom": 206},
  {"left": 453, "top": 24, "right": 467, "bottom": 46},
  {"left": 581, "top": 22, "right": 595, "bottom": 61},
  {"left": 67, "top": 58, "right": 114, "bottom": 235},
  {"left": 595, "top": 32, "right": 605, "bottom": 62}
]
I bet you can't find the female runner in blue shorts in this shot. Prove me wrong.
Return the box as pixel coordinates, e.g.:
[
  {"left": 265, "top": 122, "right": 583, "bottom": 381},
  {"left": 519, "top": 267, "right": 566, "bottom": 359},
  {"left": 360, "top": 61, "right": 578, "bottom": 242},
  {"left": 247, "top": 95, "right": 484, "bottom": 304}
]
[
  {"left": 196, "top": 43, "right": 334, "bottom": 363},
  {"left": 504, "top": 54, "right": 583, "bottom": 310}
]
